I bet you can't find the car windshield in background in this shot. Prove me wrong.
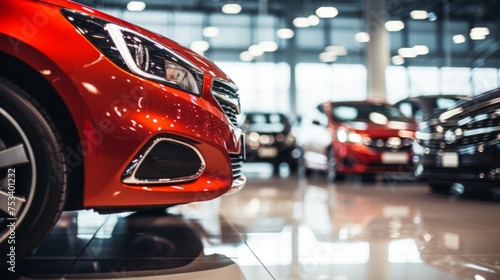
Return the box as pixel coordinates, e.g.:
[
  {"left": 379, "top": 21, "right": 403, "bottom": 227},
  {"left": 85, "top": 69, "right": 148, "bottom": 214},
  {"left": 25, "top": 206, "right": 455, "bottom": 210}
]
[
  {"left": 435, "top": 97, "right": 461, "bottom": 109},
  {"left": 332, "top": 104, "right": 411, "bottom": 124},
  {"left": 243, "top": 113, "right": 289, "bottom": 133}
]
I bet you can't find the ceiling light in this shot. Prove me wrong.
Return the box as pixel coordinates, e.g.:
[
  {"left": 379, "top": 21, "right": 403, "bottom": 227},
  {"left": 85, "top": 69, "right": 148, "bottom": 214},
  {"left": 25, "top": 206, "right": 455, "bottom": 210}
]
[
  {"left": 470, "top": 27, "right": 489, "bottom": 36},
  {"left": 385, "top": 20, "right": 405, "bottom": 32},
  {"left": 470, "top": 33, "right": 486, "bottom": 40},
  {"left": 222, "top": 3, "right": 242, "bottom": 14},
  {"left": 293, "top": 17, "right": 310, "bottom": 28},
  {"left": 398, "top": 47, "right": 416, "bottom": 58},
  {"left": 319, "top": 52, "right": 337, "bottom": 63},
  {"left": 259, "top": 41, "right": 278, "bottom": 52},
  {"left": 355, "top": 32, "right": 370, "bottom": 43},
  {"left": 469, "top": 27, "right": 489, "bottom": 40},
  {"left": 276, "top": 28, "right": 294, "bottom": 39},
  {"left": 239, "top": 51, "right": 253, "bottom": 62},
  {"left": 127, "top": 1, "right": 146, "bottom": 12},
  {"left": 248, "top": 44, "right": 264, "bottom": 56},
  {"left": 315, "top": 6, "right": 338, "bottom": 18},
  {"left": 190, "top": 41, "right": 210, "bottom": 52},
  {"left": 410, "top": 10, "right": 428, "bottom": 20},
  {"left": 392, "top": 55, "right": 405, "bottom": 65},
  {"left": 412, "top": 45, "right": 429, "bottom": 55},
  {"left": 453, "top": 34, "right": 466, "bottom": 44},
  {"left": 202, "top": 26, "right": 220, "bottom": 37},
  {"left": 307, "top": 15, "right": 320, "bottom": 26},
  {"left": 325, "top": 45, "right": 348, "bottom": 56}
]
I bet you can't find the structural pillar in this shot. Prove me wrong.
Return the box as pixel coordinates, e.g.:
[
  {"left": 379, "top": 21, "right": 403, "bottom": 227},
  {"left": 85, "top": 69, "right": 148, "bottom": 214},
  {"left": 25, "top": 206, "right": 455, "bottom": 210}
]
[{"left": 365, "top": 0, "right": 390, "bottom": 100}]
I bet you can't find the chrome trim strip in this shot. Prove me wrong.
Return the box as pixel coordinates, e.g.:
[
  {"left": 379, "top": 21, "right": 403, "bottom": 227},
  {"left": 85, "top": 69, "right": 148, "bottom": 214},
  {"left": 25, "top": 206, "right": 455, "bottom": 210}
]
[
  {"left": 463, "top": 126, "right": 500, "bottom": 137},
  {"left": 224, "top": 174, "right": 247, "bottom": 195},
  {"left": 122, "top": 137, "right": 206, "bottom": 185},
  {"left": 212, "top": 90, "right": 241, "bottom": 114}
]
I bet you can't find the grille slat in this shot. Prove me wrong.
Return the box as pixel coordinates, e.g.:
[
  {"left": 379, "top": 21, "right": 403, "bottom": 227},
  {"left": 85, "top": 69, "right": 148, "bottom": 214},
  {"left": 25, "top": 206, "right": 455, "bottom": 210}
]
[
  {"left": 425, "top": 111, "right": 500, "bottom": 149},
  {"left": 212, "top": 80, "right": 243, "bottom": 180},
  {"left": 230, "top": 154, "right": 244, "bottom": 180},
  {"left": 220, "top": 103, "right": 238, "bottom": 126},
  {"left": 365, "top": 138, "right": 413, "bottom": 151},
  {"left": 212, "top": 80, "right": 240, "bottom": 127}
]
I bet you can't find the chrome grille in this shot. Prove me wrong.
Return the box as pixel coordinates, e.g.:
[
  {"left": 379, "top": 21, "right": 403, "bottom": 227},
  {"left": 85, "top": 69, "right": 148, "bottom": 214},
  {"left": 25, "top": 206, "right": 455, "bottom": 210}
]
[
  {"left": 212, "top": 80, "right": 240, "bottom": 127},
  {"left": 425, "top": 109, "right": 500, "bottom": 149},
  {"left": 365, "top": 138, "right": 413, "bottom": 151},
  {"left": 230, "top": 154, "right": 244, "bottom": 180}
]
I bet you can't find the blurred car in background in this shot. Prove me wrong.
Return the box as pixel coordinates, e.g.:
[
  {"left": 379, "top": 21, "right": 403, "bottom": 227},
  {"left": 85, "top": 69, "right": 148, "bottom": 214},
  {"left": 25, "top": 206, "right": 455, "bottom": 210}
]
[
  {"left": 413, "top": 88, "right": 500, "bottom": 194},
  {"left": 394, "top": 95, "right": 471, "bottom": 123},
  {"left": 299, "top": 101, "right": 416, "bottom": 181},
  {"left": 240, "top": 112, "right": 299, "bottom": 172}
]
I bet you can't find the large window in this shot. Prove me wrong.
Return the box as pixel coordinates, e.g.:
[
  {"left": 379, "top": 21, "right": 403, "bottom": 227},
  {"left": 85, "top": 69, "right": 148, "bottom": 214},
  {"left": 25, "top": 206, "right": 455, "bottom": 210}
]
[
  {"left": 408, "top": 67, "right": 439, "bottom": 96},
  {"left": 440, "top": 67, "right": 471, "bottom": 95},
  {"left": 296, "top": 63, "right": 367, "bottom": 116},
  {"left": 472, "top": 68, "right": 498, "bottom": 95},
  {"left": 217, "top": 62, "right": 290, "bottom": 114},
  {"left": 386, "top": 66, "right": 409, "bottom": 104}
]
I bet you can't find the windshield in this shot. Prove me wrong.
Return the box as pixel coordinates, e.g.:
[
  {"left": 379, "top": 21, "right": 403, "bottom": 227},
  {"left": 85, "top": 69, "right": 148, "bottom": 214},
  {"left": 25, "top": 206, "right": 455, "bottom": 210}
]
[
  {"left": 331, "top": 103, "right": 411, "bottom": 124},
  {"left": 242, "top": 113, "right": 290, "bottom": 133}
]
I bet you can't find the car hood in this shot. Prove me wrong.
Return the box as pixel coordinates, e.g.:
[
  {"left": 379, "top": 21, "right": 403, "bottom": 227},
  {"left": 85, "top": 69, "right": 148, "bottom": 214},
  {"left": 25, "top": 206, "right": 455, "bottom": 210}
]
[
  {"left": 35, "top": 0, "right": 234, "bottom": 84},
  {"left": 342, "top": 121, "right": 415, "bottom": 138}
]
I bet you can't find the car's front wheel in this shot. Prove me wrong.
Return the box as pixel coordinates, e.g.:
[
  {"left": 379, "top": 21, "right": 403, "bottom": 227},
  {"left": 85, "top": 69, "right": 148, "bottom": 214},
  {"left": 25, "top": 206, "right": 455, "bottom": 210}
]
[
  {"left": 428, "top": 181, "right": 453, "bottom": 194},
  {"left": 0, "top": 78, "right": 67, "bottom": 266}
]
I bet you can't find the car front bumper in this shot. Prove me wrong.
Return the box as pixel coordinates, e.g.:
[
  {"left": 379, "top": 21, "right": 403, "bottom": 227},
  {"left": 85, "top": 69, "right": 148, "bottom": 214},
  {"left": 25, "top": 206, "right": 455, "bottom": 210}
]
[
  {"left": 66, "top": 55, "right": 245, "bottom": 209},
  {"left": 336, "top": 143, "right": 413, "bottom": 174},
  {"left": 414, "top": 143, "right": 500, "bottom": 187}
]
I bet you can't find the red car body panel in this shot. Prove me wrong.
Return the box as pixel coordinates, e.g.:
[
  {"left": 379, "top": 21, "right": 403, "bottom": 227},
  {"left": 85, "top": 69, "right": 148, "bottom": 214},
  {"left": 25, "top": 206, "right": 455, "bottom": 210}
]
[
  {"left": 0, "top": 0, "right": 244, "bottom": 208},
  {"left": 331, "top": 122, "right": 415, "bottom": 174}
]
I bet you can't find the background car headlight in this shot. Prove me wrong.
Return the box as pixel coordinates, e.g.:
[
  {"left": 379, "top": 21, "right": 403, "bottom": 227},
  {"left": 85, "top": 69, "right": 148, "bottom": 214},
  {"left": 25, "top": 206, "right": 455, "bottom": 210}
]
[
  {"left": 62, "top": 9, "right": 203, "bottom": 95},
  {"left": 337, "top": 128, "right": 368, "bottom": 144}
]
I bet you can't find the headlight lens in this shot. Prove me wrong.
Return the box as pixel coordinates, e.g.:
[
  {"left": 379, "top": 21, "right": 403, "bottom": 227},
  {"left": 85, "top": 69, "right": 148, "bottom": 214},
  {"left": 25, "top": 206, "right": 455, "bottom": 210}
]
[
  {"left": 336, "top": 128, "right": 369, "bottom": 144},
  {"left": 61, "top": 9, "right": 203, "bottom": 95}
]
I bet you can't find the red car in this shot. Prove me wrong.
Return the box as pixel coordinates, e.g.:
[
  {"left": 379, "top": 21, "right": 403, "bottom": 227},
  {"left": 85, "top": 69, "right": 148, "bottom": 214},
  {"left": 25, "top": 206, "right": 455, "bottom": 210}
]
[
  {"left": 299, "top": 101, "right": 416, "bottom": 181},
  {"left": 0, "top": 0, "right": 245, "bottom": 263}
]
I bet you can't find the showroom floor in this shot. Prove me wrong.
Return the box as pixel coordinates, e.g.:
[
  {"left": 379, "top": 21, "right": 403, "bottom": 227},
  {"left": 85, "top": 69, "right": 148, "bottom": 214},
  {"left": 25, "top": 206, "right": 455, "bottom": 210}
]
[{"left": 15, "top": 164, "right": 500, "bottom": 280}]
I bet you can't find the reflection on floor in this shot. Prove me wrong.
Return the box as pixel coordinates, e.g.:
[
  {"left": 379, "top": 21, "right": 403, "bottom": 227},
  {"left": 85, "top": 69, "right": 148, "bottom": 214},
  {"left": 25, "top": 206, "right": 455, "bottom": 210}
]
[{"left": 14, "top": 163, "right": 500, "bottom": 280}]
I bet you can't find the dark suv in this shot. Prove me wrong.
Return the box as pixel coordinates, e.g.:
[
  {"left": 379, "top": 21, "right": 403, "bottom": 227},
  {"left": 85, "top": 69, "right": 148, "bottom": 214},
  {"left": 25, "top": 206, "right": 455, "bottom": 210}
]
[{"left": 413, "top": 88, "right": 500, "bottom": 193}]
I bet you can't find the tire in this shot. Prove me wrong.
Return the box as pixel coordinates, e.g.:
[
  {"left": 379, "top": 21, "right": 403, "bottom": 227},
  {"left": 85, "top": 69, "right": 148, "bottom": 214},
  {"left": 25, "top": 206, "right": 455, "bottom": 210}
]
[
  {"left": 428, "top": 181, "right": 452, "bottom": 194},
  {"left": 361, "top": 173, "right": 376, "bottom": 183},
  {"left": 0, "top": 77, "right": 67, "bottom": 267}
]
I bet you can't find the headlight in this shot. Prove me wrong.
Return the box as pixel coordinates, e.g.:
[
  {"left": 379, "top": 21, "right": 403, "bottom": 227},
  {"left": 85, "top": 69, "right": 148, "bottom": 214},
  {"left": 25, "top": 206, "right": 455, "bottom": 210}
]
[
  {"left": 336, "top": 128, "right": 369, "bottom": 144},
  {"left": 61, "top": 9, "right": 203, "bottom": 95}
]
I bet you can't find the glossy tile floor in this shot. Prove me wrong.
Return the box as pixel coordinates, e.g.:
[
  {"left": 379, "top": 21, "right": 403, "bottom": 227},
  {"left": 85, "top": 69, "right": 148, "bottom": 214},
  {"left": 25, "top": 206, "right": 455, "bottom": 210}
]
[{"left": 14, "top": 163, "right": 500, "bottom": 280}]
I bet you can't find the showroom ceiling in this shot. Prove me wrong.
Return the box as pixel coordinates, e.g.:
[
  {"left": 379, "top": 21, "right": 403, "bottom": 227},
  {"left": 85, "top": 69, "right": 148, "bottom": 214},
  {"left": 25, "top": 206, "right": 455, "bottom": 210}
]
[
  {"left": 72, "top": 0, "right": 500, "bottom": 68},
  {"left": 75, "top": 0, "right": 499, "bottom": 21}
]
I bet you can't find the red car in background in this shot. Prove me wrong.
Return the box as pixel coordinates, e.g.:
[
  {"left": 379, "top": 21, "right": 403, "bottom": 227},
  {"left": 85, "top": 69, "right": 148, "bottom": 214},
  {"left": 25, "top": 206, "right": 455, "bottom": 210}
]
[
  {"left": 0, "top": 0, "right": 245, "bottom": 262},
  {"left": 298, "top": 101, "right": 416, "bottom": 181}
]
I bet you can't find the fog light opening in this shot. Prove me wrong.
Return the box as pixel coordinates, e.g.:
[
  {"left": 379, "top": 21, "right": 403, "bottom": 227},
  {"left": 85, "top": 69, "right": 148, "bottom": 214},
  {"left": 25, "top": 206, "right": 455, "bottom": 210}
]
[{"left": 122, "top": 137, "right": 205, "bottom": 185}]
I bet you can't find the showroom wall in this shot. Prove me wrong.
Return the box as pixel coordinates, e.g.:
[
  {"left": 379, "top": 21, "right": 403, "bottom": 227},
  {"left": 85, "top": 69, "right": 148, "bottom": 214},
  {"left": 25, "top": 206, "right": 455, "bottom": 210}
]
[{"left": 84, "top": 0, "right": 500, "bottom": 116}]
